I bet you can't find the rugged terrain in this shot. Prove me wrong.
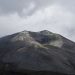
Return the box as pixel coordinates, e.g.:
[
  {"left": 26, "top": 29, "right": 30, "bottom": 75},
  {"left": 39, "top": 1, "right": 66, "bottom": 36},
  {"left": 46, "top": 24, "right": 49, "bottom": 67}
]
[{"left": 0, "top": 30, "right": 75, "bottom": 75}]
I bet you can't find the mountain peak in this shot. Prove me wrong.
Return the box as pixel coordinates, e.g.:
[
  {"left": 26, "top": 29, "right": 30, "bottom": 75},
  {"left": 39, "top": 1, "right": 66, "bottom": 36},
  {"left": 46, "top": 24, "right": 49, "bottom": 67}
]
[
  {"left": 0, "top": 30, "right": 75, "bottom": 74},
  {"left": 11, "top": 30, "right": 31, "bottom": 41},
  {"left": 5, "top": 30, "right": 63, "bottom": 48},
  {"left": 40, "top": 30, "right": 53, "bottom": 35}
]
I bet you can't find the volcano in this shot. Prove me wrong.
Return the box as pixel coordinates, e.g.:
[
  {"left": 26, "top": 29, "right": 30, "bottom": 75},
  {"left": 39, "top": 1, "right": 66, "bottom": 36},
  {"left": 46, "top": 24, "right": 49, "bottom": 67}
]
[{"left": 0, "top": 30, "right": 75, "bottom": 75}]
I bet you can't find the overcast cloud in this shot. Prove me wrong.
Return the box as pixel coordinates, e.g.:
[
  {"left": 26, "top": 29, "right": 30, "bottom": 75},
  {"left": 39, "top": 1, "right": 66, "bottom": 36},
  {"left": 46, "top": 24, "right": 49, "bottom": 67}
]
[{"left": 0, "top": 0, "right": 75, "bottom": 42}]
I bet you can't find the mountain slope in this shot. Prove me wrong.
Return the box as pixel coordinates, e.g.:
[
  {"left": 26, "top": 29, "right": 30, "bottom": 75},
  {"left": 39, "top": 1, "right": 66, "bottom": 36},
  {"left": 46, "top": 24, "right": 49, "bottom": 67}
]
[{"left": 0, "top": 30, "right": 75, "bottom": 74}]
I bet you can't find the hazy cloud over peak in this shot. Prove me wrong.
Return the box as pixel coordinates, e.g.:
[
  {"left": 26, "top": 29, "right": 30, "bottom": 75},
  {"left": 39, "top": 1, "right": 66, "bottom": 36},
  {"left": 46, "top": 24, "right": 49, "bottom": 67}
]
[{"left": 0, "top": 0, "right": 75, "bottom": 42}]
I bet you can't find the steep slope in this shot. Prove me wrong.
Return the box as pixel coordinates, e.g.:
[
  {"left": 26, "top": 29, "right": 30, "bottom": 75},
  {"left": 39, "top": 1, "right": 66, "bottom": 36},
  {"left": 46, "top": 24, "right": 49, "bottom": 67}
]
[{"left": 0, "top": 30, "right": 75, "bottom": 74}]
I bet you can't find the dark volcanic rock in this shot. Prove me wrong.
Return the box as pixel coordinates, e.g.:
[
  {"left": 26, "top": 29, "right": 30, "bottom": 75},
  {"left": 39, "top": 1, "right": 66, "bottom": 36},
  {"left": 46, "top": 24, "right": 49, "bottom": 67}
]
[{"left": 0, "top": 30, "right": 75, "bottom": 75}]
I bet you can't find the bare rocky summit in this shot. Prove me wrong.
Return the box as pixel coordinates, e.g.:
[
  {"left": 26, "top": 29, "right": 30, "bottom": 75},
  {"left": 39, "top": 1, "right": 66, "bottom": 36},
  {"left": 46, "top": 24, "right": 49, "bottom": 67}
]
[{"left": 0, "top": 30, "right": 75, "bottom": 75}]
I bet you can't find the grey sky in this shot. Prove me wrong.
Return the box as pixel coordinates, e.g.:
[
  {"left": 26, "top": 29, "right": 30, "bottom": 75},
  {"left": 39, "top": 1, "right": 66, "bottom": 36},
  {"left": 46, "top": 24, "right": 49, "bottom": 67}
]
[{"left": 0, "top": 0, "right": 75, "bottom": 42}]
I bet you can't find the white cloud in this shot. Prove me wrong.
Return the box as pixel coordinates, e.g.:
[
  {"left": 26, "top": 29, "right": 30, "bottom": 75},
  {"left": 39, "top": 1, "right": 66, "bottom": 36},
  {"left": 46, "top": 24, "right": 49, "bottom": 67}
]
[{"left": 0, "top": 3, "right": 75, "bottom": 42}]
